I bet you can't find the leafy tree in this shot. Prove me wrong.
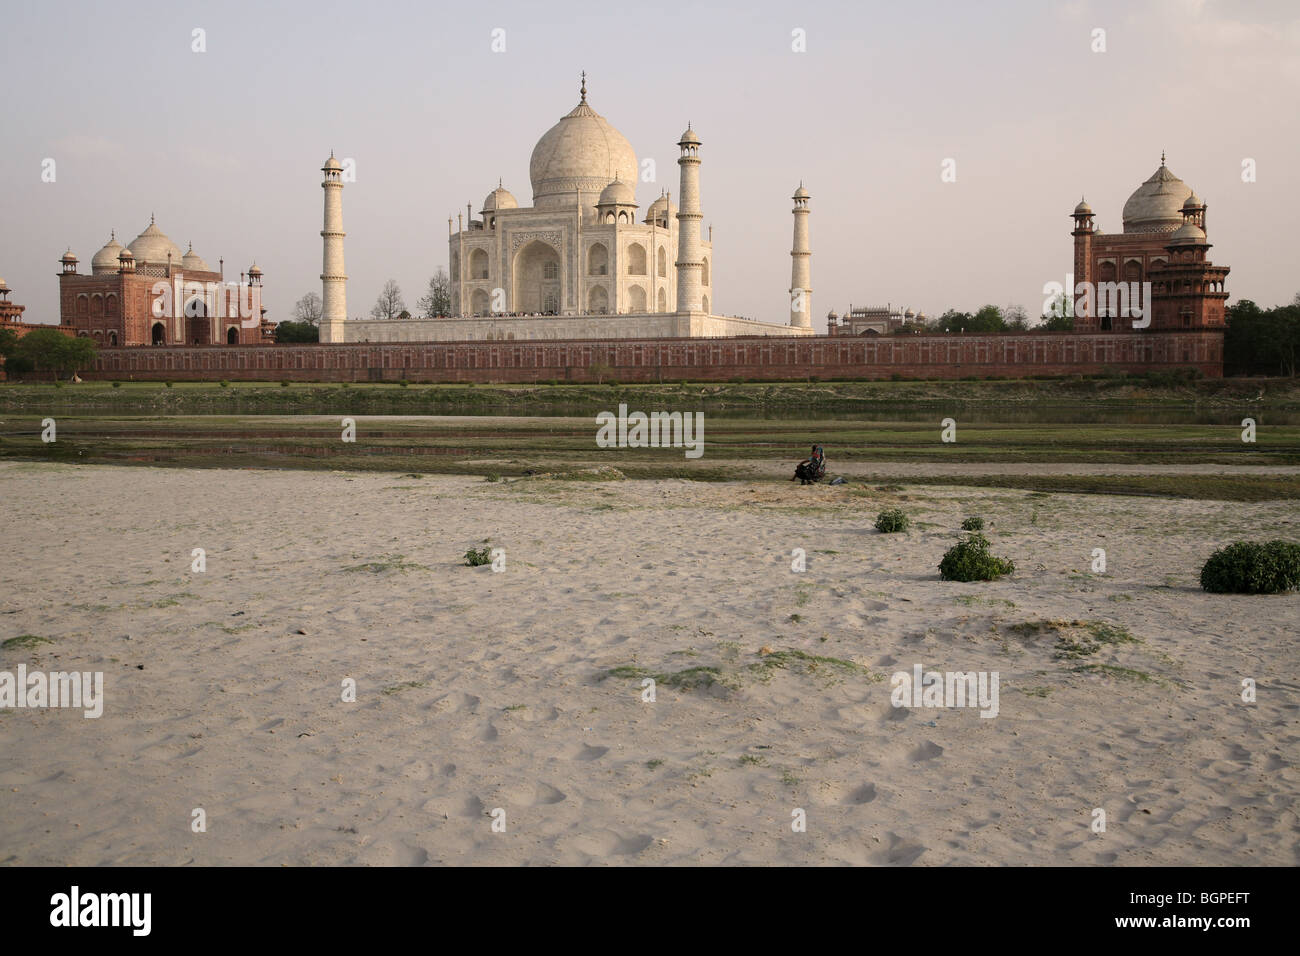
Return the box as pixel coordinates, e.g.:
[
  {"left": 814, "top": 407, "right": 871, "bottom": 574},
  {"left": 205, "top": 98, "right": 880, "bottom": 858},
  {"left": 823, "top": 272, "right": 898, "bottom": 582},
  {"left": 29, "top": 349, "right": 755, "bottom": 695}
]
[
  {"left": 416, "top": 269, "right": 452, "bottom": 318},
  {"left": 1003, "top": 303, "right": 1030, "bottom": 331},
  {"left": 1039, "top": 311, "right": 1075, "bottom": 332},
  {"left": 933, "top": 310, "right": 973, "bottom": 333},
  {"left": 291, "top": 292, "right": 323, "bottom": 326},
  {"left": 1225, "top": 299, "right": 1300, "bottom": 376},
  {"left": 11, "top": 329, "right": 97, "bottom": 380},
  {"left": 370, "top": 279, "right": 406, "bottom": 320},
  {"left": 274, "top": 320, "right": 319, "bottom": 343}
]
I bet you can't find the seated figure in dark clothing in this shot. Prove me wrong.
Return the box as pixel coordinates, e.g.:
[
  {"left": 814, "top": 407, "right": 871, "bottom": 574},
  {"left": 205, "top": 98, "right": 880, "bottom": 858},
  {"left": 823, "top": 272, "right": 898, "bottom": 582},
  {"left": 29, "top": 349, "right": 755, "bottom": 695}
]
[{"left": 793, "top": 445, "right": 826, "bottom": 484}]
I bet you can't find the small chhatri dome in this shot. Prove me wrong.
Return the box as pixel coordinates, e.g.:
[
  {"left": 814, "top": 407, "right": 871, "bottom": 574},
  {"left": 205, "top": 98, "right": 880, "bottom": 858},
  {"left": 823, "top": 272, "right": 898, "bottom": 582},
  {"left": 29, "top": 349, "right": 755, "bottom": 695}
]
[
  {"left": 1122, "top": 158, "right": 1193, "bottom": 233},
  {"left": 598, "top": 177, "right": 636, "bottom": 206},
  {"left": 645, "top": 190, "right": 676, "bottom": 224},
  {"left": 1169, "top": 221, "right": 1207, "bottom": 244},
  {"left": 61, "top": 248, "right": 78, "bottom": 263},
  {"left": 128, "top": 218, "right": 183, "bottom": 265},
  {"left": 181, "top": 241, "right": 211, "bottom": 272},
  {"left": 247, "top": 262, "right": 262, "bottom": 275},
  {"left": 91, "top": 232, "right": 124, "bottom": 273},
  {"left": 118, "top": 247, "right": 134, "bottom": 259},
  {"left": 1183, "top": 192, "right": 1203, "bottom": 209},
  {"left": 793, "top": 183, "right": 810, "bottom": 200},
  {"left": 481, "top": 181, "right": 518, "bottom": 213},
  {"left": 679, "top": 124, "right": 700, "bottom": 145},
  {"left": 0, "top": 278, "right": 9, "bottom": 293},
  {"left": 905, "top": 308, "right": 917, "bottom": 318},
  {"left": 323, "top": 152, "right": 343, "bottom": 172},
  {"left": 1074, "top": 197, "right": 1093, "bottom": 215}
]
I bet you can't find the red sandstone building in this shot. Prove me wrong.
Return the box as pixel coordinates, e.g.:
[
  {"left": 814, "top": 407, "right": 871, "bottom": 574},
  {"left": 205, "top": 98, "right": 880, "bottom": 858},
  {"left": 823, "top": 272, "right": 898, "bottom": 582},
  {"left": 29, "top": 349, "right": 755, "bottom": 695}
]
[
  {"left": 1071, "top": 155, "right": 1229, "bottom": 332},
  {"left": 57, "top": 218, "right": 274, "bottom": 346}
]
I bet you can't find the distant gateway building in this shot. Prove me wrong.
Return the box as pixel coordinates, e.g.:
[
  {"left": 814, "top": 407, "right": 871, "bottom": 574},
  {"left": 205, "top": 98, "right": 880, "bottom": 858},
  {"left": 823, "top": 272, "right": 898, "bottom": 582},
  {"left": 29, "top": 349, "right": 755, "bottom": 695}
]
[{"left": 320, "top": 77, "right": 814, "bottom": 343}]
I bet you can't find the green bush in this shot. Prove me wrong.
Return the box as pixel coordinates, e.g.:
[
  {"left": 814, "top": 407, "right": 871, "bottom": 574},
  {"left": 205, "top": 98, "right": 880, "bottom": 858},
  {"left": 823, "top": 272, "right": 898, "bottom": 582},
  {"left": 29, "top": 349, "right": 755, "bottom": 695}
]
[
  {"left": 164, "top": 381, "right": 173, "bottom": 388},
  {"left": 939, "top": 532, "right": 1014, "bottom": 582},
  {"left": 111, "top": 381, "right": 122, "bottom": 388},
  {"left": 280, "top": 380, "right": 290, "bottom": 387},
  {"left": 218, "top": 380, "right": 229, "bottom": 388},
  {"left": 961, "top": 516, "right": 985, "bottom": 531},
  {"left": 1200, "top": 540, "right": 1300, "bottom": 594},
  {"left": 398, "top": 379, "right": 409, "bottom": 387},
  {"left": 484, "top": 473, "right": 500, "bottom": 483},
  {"left": 464, "top": 545, "right": 492, "bottom": 567},
  {"left": 875, "top": 508, "right": 910, "bottom": 533}
]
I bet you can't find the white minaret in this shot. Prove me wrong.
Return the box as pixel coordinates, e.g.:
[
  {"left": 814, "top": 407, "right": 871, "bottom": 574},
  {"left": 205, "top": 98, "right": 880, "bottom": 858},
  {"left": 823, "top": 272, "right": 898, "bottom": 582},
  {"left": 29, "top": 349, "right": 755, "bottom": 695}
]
[
  {"left": 674, "top": 125, "right": 704, "bottom": 314},
  {"left": 789, "top": 183, "right": 812, "bottom": 329},
  {"left": 319, "top": 153, "right": 347, "bottom": 343}
]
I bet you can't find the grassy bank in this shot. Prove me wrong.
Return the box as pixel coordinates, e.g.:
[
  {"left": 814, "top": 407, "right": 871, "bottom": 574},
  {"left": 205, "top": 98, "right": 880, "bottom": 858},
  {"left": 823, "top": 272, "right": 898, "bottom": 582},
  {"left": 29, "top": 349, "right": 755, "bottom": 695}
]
[
  {"left": 4, "top": 413, "right": 1299, "bottom": 500},
  {"left": 1, "top": 375, "right": 1297, "bottom": 415}
]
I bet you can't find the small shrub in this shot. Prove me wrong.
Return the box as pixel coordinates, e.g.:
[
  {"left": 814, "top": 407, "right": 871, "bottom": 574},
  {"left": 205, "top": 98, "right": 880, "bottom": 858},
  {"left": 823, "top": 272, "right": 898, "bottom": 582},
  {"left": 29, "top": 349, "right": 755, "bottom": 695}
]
[
  {"left": 874, "top": 508, "right": 910, "bottom": 533},
  {"left": 218, "top": 380, "right": 229, "bottom": 388},
  {"left": 1200, "top": 540, "right": 1300, "bottom": 594},
  {"left": 398, "top": 379, "right": 409, "bottom": 388},
  {"left": 484, "top": 473, "right": 500, "bottom": 483},
  {"left": 464, "top": 546, "right": 492, "bottom": 567},
  {"left": 961, "top": 516, "right": 985, "bottom": 531},
  {"left": 164, "top": 381, "right": 173, "bottom": 388},
  {"left": 280, "top": 380, "right": 290, "bottom": 387},
  {"left": 111, "top": 381, "right": 122, "bottom": 389},
  {"left": 939, "top": 532, "right": 1015, "bottom": 582}
]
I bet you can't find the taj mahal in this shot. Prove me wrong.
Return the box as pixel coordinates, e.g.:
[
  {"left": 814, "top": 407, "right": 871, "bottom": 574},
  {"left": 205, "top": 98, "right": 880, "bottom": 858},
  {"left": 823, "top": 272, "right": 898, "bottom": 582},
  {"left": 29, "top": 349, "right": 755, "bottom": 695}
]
[{"left": 320, "top": 76, "right": 814, "bottom": 344}]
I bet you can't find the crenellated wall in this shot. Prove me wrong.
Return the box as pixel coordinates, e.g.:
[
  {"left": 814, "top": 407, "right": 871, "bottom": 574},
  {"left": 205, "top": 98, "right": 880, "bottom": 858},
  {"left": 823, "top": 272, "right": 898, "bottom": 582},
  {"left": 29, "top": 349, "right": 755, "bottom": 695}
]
[{"left": 88, "top": 330, "right": 1223, "bottom": 383}]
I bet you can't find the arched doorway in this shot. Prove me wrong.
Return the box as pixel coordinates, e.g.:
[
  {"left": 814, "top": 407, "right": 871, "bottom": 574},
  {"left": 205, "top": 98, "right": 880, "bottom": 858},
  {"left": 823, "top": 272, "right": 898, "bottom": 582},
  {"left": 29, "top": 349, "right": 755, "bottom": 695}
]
[
  {"left": 226, "top": 327, "right": 239, "bottom": 344},
  {"left": 185, "top": 297, "right": 210, "bottom": 344},
  {"left": 656, "top": 288, "right": 667, "bottom": 312},
  {"left": 701, "top": 294, "right": 710, "bottom": 314},
  {"left": 513, "top": 240, "right": 561, "bottom": 314},
  {"left": 588, "top": 285, "right": 609, "bottom": 314},
  {"left": 151, "top": 322, "right": 166, "bottom": 345},
  {"left": 628, "top": 285, "right": 647, "bottom": 312},
  {"left": 470, "top": 288, "right": 490, "bottom": 315}
]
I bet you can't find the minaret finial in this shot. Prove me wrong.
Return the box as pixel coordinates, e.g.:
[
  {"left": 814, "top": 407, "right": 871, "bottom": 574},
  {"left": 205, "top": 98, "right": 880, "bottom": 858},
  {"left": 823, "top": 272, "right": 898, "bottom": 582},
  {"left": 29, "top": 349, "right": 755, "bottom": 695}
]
[
  {"left": 580, "top": 71, "right": 587, "bottom": 103},
  {"left": 1161, "top": 150, "right": 1166, "bottom": 166},
  {"left": 150, "top": 212, "right": 155, "bottom": 225},
  {"left": 498, "top": 177, "right": 503, "bottom": 188}
]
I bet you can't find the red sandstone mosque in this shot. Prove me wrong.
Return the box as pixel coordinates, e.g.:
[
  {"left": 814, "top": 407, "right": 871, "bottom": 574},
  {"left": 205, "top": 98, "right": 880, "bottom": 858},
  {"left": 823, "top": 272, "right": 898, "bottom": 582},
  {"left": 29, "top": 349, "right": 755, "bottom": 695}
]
[
  {"left": 1071, "top": 154, "right": 1229, "bottom": 332},
  {"left": 55, "top": 218, "right": 274, "bottom": 346}
]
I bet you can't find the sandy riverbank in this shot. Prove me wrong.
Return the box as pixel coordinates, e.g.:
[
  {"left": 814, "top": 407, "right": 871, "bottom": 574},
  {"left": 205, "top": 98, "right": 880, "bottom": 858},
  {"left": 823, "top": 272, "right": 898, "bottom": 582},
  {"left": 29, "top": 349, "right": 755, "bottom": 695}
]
[{"left": 1, "top": 462, "right": 1296, "bottom": 865}]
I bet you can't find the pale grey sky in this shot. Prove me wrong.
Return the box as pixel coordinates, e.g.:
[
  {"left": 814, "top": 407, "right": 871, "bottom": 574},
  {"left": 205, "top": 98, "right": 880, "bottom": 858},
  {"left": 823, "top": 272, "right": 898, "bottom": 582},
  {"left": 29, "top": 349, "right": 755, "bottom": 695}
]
[{"left": 2, "top": 0, "right": 1296, "bottom": 332}]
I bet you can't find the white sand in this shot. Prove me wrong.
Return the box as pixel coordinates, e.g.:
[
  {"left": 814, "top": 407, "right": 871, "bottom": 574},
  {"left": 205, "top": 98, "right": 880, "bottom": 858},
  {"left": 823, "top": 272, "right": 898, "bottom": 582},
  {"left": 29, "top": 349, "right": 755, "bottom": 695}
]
[{"left": 1, "top": 461, "right": 1296, "bottom": 865}]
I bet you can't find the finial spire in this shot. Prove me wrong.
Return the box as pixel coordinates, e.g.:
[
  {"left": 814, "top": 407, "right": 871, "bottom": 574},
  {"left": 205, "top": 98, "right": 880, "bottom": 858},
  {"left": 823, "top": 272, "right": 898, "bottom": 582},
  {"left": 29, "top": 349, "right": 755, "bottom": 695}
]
[
  {"left": 150, "top": 212, "right": 155, "bottom": 225},
  {"left": 1161, "top": 150, "right": 1166, "bottom": 166},
  {"left": 580, "top": 71, "right": 587, "bottom": 103},
  {"left": 498, "top": 177, "right": 503, "bottom": 188}
]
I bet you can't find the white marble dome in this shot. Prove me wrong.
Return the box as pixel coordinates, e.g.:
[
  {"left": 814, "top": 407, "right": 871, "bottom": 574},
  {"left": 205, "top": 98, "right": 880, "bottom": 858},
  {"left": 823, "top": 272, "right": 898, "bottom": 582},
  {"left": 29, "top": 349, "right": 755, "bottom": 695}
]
[
  {"left": 644, "top": 192, "right": 676, "bottom": 224},
  {"left": 1122, "top": 160, "right": 1193, "bottom": 234},
  {"left": 529, "top": 90, "right": 638, "bottom": 209},
  {"left": 91, "top": 233, "right": 124, "bottom": 274},
  {"left": 181, "top": 242, "right": 211, "bottom": 272},
  {"left": 598, "top": 177, "right": 636, "bottom": 206},
  {"left": 127, "top": 218, "right": 183, "bottom": 266},
  {"left": 481, "top": 183, "right": 518, "bottom": 213}
]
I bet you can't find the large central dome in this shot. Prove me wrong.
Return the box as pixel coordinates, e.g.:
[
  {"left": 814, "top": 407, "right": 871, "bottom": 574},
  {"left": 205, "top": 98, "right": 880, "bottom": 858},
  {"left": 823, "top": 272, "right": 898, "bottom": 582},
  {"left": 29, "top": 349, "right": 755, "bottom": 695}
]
[
  {"left": 529, "top": 84, "right": 638, "bottom": 210},
  {"left": 1122, "top": 158, "right": 1193, "bottom": 234}
]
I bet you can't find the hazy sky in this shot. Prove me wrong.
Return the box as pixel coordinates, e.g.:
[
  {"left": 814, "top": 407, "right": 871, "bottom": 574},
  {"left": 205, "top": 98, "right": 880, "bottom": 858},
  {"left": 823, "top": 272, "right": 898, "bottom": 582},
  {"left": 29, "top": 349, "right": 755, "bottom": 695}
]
[{"left": 2, "top": 0, "right": 1296, "bottom": 333}]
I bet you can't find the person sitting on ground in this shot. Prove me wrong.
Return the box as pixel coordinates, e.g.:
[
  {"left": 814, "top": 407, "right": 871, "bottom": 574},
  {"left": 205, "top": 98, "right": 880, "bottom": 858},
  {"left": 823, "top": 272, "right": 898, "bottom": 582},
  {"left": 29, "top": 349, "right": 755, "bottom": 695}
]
[{"left": 793, "top": 445, "right": 826, "bottom": 484}]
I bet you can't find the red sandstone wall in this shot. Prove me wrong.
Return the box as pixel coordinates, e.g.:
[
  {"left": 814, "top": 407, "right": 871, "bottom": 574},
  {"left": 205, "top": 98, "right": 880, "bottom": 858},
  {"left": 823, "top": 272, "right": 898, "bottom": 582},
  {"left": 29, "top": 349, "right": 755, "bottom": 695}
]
[{"left": 87, "top": 331, "right": 1224, "bottom": 383}]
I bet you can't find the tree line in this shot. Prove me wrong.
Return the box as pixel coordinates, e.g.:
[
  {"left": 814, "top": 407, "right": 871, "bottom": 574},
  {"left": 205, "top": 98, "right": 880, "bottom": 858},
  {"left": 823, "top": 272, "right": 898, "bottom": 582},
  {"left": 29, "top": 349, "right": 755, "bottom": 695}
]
[{"left": 275, "top": 270, "right": 452, "bottom": 343}]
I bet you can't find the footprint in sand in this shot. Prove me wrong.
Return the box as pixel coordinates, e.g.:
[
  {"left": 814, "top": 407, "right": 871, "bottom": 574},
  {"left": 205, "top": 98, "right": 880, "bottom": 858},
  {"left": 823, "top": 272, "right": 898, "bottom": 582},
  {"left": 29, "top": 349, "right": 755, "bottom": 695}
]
[
  {"left": 848, "top": 783, "right": 878, "bottom": 804},
  {"left": 910, "top": 740, "right": 944, "bottom": 762}
]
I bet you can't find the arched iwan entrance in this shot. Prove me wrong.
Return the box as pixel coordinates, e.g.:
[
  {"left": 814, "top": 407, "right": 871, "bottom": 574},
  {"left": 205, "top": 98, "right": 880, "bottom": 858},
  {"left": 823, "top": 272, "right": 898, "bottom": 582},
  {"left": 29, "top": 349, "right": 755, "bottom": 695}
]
[{"left": 513, "top": 240, "right": 561, "bottom": 314}]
